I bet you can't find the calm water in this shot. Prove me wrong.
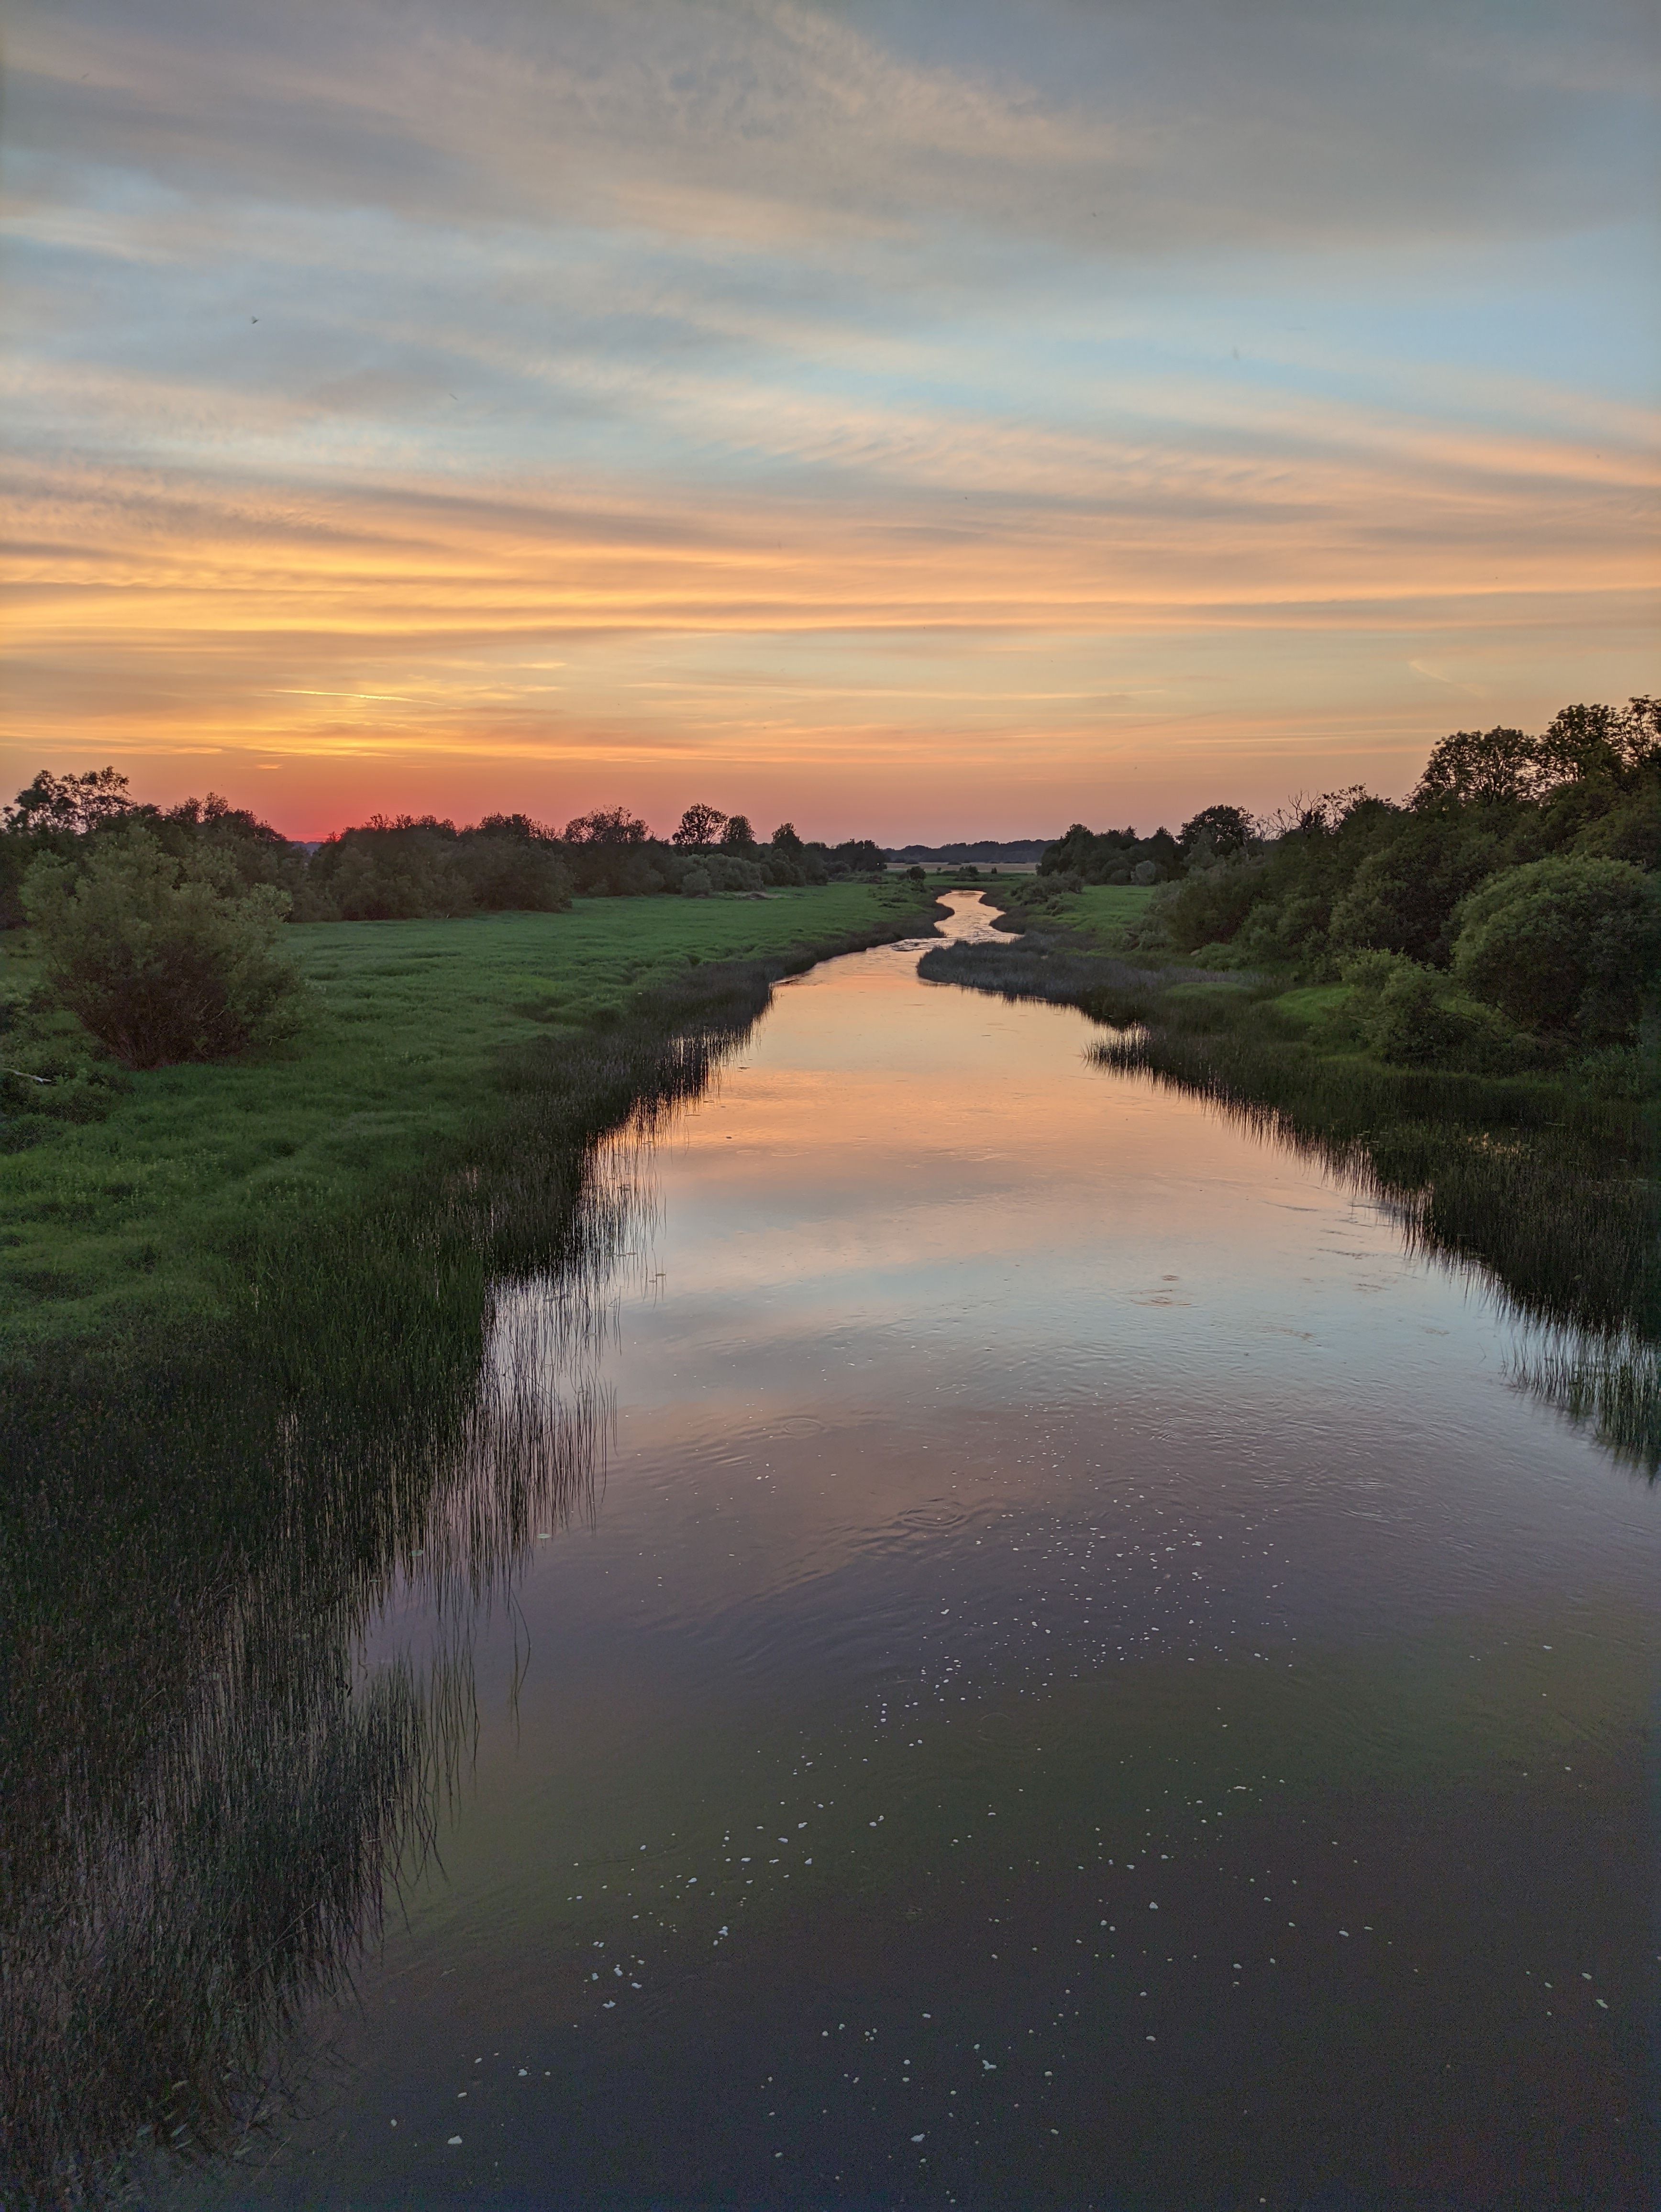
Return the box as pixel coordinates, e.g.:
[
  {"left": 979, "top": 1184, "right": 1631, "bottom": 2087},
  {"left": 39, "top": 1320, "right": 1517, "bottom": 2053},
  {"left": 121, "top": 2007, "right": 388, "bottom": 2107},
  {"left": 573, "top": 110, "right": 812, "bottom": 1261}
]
[{"left": 154, "top": 893, "right": 1655, "bottom": 2208}]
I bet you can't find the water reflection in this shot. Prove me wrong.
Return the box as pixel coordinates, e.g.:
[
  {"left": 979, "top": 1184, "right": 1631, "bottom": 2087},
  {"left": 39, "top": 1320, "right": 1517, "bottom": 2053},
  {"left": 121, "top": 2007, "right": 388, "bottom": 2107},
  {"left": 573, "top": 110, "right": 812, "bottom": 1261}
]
[
  {"left": 1507, "top": 1323, "right": 1661, "bottom": 1479},
  {"left": 0, "top": 1048, "right": 699, "bottom": 2207}
]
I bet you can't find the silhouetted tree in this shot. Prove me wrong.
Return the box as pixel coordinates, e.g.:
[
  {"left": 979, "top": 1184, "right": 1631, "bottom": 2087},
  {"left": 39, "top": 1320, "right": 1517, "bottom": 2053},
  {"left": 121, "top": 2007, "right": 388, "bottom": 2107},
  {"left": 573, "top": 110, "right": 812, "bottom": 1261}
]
[
  {"left": 2, "top": 767, "right": 134, "bottom": 837},
  {"left": 1411, "top": 728, "right": 1537, "bottom": 809},
  {"left": 563, "top": 807, "right": 650, "bottom": 846},
  {"left": 1177, "top": 804, "right": 1254, "bottom": 863},
  {"left": 671, "top": 804, "right": 728, "bottom": 849}
]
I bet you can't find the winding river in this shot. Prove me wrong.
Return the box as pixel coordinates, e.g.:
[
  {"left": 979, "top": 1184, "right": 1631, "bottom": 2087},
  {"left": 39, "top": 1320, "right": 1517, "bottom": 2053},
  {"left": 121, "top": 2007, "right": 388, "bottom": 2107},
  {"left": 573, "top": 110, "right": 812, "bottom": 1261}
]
[{"left": 152, "top": 891, "right": 1657, "bottom": 2207}]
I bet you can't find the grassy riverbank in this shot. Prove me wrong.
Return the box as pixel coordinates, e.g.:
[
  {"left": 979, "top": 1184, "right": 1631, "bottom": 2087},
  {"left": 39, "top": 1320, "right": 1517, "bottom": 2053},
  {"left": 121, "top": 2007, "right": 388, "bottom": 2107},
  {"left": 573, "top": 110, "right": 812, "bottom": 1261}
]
[{"left": 0, "top": 881, "right": 937, "bottom": 1376}]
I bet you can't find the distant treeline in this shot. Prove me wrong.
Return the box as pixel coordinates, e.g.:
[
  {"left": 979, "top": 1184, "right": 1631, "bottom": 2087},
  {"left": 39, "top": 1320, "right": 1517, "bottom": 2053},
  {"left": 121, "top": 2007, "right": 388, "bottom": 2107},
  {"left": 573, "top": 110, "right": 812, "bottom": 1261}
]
[
  {"left": 0, "top": 787, "right": 889, "bottom": 927},
  {"left": 1024, "top": 699, "right": 1660, "bottom": 1069},
  {"left": 884, "top": 839, "right": 1054, "bottom": 863}
]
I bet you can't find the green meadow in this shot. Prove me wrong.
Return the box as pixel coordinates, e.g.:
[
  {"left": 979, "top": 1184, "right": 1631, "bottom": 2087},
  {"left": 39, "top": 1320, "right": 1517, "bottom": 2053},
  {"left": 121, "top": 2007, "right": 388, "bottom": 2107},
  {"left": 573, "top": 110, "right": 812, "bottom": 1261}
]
[
  {"left": 1034, "top": 882, "right": 1157, "bottom": 947},
  {"left": 0, "top": 882, "right": 932, "bottom": 1368}
]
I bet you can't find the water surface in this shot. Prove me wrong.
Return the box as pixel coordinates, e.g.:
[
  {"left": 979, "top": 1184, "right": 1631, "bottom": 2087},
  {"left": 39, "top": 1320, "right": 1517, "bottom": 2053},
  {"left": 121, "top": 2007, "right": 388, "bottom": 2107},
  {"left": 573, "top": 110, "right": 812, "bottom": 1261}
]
[{"left": 167, "top": 893, "right": 1656, "bottom": 2208}]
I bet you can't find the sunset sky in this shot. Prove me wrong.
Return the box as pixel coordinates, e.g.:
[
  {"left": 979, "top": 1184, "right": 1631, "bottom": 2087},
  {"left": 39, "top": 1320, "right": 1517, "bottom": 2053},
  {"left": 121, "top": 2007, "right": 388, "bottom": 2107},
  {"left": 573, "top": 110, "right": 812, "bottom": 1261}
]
[{"left": 4, "top": 0, "right": 1656, "bottom": 841}]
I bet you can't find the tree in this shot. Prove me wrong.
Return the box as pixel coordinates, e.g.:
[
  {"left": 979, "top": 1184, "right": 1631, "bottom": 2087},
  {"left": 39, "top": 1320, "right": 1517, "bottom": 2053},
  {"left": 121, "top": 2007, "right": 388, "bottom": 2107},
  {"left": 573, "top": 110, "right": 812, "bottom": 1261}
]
[
  {"left": 829, "top": 838, "right": 885, "bottom": 875},
  {"left": 473, "top": 811, "right": 558, "bottom": 841},
  {"left": 719, "top": 815, "right": 757, "bottom": 851},
  {"left": 1411, "top": 728, "right": 1536, "bottom": 809},
  {"left": 1177, "top": 804, "right": 1254, "bottom": 864},
  {"left": 1328, "top": 814, "right": 1503, "bottom": 966},
  {"left": 453, "top": 830, "right": 572, "bottom": 913},
  {"left": 23, "top": 826, "right": 302, "bottom": 1068},
  {"left": 671, "top": 803, "right": 728, "bottom": 850},
  {"left": 1286, "top": 786, "right": 1375, "bottom": 837},
  {"left": 2, "top": 766, "right": 134, "bottom": 836},
  {"left": 1535, "top": 699, "right": 1661, "bottom": 793},
  {"left": 1451, "top": 856, "right": 1661, "bottom": 1045},
  {"left": 562, "top": 807, "right": 649, "bottom": 846}
]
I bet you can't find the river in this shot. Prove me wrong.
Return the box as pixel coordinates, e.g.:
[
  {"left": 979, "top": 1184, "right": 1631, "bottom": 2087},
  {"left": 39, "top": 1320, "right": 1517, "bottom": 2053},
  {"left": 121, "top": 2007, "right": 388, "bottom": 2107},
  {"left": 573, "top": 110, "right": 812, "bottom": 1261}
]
[{"left": 113, "top": 894, "right": 1661, "bottom": 2203}]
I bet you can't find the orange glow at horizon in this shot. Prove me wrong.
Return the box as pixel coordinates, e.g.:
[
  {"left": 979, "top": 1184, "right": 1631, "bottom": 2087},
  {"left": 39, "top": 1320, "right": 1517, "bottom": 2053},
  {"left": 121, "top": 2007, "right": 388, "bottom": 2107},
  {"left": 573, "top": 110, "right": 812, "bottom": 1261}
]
[{"left": 7, "top": 421, "right": 1655, "bottom": 841}]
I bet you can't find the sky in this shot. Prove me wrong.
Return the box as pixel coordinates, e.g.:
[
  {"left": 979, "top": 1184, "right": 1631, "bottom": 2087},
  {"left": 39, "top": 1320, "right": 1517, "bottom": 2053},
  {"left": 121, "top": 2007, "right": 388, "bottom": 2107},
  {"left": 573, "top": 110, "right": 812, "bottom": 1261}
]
[{"left": 2, "top": 0, "right": 1656, "bottom": 842}]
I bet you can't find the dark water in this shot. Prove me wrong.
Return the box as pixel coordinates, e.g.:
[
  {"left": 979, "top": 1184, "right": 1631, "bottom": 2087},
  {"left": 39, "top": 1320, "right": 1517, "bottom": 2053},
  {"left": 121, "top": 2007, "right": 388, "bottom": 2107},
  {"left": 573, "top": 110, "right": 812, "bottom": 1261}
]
[{"left": 23, "top": 895, "right": 1661, "bottom": 2208}]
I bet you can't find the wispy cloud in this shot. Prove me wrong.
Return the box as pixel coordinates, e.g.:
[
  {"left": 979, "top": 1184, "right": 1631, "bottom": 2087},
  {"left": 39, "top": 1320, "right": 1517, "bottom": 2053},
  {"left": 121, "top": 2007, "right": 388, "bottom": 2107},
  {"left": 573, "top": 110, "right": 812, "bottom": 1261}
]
[{"left": 2, "top": 0, "right": 1655, "bottom": 834}]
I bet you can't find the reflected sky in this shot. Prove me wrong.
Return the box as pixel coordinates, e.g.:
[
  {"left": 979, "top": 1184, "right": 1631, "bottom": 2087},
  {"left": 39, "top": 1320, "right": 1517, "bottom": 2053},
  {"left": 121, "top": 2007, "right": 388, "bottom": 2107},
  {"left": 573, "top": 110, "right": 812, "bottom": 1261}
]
[{"left": 164, "top": 896, "right": 1660, "bottom": 2208}]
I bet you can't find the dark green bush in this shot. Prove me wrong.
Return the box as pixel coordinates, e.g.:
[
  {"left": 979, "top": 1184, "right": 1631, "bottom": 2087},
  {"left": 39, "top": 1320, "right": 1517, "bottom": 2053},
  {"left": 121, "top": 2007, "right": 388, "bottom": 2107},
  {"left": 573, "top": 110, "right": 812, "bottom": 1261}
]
[
  {"left": 1567, "top": 782, "right": 1661, "bottom": 869},
  {"left": 301, "top": 817, "right": 572, "bottom": 919},
  {"left": 24, "top": 827, "right": 302, "bottom": 1069},
  {"left": 1451, "top": 856, "right": 1661, "bottom": 1045},
  {"left": 1153, "top": 858, "right": 1267, "bottom": 953},
  {"left": 1329, "top": 815, "right": 1503, "bottom": 965},
  {"left": 1338, "top": 951, "right": 1534, "bottom": 1072}
]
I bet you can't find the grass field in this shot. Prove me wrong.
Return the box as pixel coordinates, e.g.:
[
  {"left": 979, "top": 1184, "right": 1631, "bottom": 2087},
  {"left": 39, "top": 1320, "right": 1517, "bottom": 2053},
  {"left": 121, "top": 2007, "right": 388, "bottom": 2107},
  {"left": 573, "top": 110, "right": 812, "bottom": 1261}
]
[
  {"left": 1044, "top": 884, "right": 1157, "bottom": 947},
  {"left": 0, "top": 882, "right": 933, "bottom": 1363}
]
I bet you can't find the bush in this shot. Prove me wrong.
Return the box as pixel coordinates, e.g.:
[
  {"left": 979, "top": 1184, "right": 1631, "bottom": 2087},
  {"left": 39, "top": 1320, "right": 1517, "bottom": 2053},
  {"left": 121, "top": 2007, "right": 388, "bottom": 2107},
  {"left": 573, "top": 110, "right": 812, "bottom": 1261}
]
[
  {"left": 1451, "top": 856, "right": 1661, "bottom": 1045},
  {"left": 1572, "top": 1041, "right": 1655, "bottom": 1101},
  {"left": 1152, "top": 858, "right": 1267, "bottom": 953},
  {"left": 1568, "top": 783, "right": 1661, "bottom": 870},
  {"left": 23, "top": 827, "right": 302, "bottom": 1069},
  {"left": 453, "top": 831, "right": 572, "bottom": 913},
  {"left": 700, "top": 852, "right": 764, "bottom": 894},
  {"left": 301, "top": 823, "right": 468, "bottom": 920},
  {"left": 1229, "top": 889, "right": 1334, "bottom": 971},
  {"left": 300, "top": 818, "right": 572, "bottom": 919},
  {"left": 1328, "top": 815, "right": 1503, "bottom": 966},
  {"left": 1338, "top": 952, "right": 1534, "bottom": 1072}
]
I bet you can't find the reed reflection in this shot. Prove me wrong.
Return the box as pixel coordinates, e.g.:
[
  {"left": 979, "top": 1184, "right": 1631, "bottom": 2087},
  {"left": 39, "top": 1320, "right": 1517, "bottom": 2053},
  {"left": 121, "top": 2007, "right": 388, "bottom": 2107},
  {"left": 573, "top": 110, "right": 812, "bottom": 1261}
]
[
  {"left": 0, "top": 1036, "right": 723, "bottom": 2208},
  {"left": 921, "top": 898, "right": 1659, "bottom": 1477}
]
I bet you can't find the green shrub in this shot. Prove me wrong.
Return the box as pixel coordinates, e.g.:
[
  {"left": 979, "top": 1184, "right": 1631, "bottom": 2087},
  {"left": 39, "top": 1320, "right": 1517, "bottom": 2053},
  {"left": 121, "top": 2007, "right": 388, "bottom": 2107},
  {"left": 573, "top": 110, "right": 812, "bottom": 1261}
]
[
  {"left": 1451, "top": 856, "right": 1661, "bottom": 1045},
  {"left": 1568, "top": 783, "right": 1661, "bottom": 870},
  {"left": 699, "top": 852, "right": 764, "bottom": 894},
  {"left": 1230, "top": 889, "right": 1333, "bottom": 971},
  {"left": 301, "top": 824, "right": 468, "bottom": 920},
  {"left": 1338, "top": 952, "right": 1535, "bottom": 1072},
  {"left": 453, "top": 833, "right": 572, "bottom": 913},
  {"left": 23, "top": 827, "right": 302, "bottom": 1069},
  {"left": 1572, "top": 1040, "right": 1656, "bottom": 1101},
  {"left": 299, "top": 818, "right": 572, "bottom": 920},
  {"left": 1329, "top": 816, "right": 1503, "bottom": 965},
  {"left": 1152, "top": 858, "right": 1267, "bottom": 953}
]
